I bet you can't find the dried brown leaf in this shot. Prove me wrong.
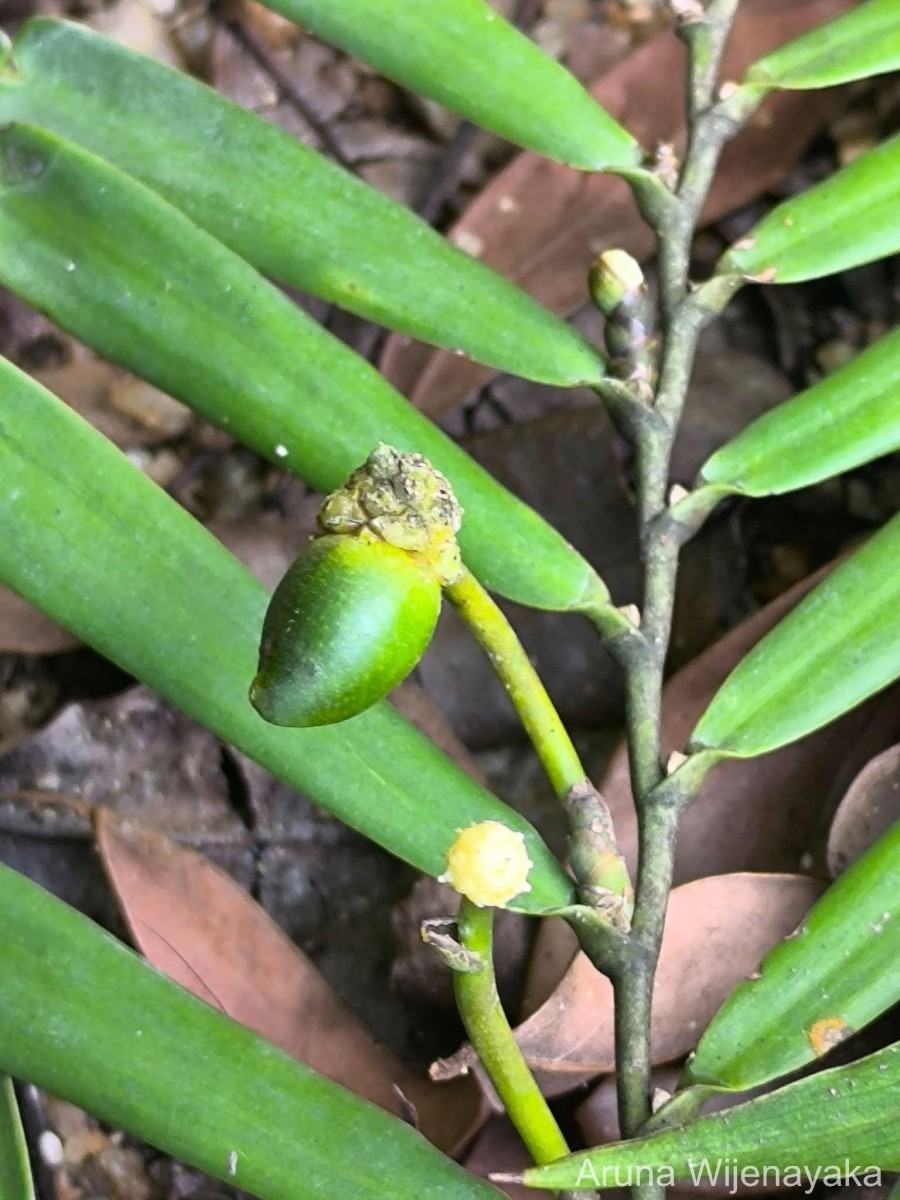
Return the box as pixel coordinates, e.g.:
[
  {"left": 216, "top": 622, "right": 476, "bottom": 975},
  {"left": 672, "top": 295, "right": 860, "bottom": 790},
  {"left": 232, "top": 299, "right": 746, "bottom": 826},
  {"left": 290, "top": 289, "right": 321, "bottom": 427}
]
[
  {"left": 380, "top": 0, "right": 853, "bottom": 416},
  {"left": 0, "top": 585, "right": 78, "bottom": 654},
  {"left": 95, "top": 810, "right": 483, "bottom": 1153},
  {"left": 34, "top": 360, "right": 191, "bottom": 447},
  {"left": 463, "top": 1117, "right": 534, "bottom": 1200},
  {"left": 828, "top": 744, "right": 900, "bottom": 878},
  {"left": 519, "top": 915, "right": 579, "bottom": 1021}
]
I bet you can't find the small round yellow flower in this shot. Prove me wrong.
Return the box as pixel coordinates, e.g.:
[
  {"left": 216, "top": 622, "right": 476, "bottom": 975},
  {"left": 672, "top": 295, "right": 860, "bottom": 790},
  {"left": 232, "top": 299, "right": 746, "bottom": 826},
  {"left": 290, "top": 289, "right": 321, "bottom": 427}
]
[{"left": 440, "top": 821, "right": 533, "bottom": 908}]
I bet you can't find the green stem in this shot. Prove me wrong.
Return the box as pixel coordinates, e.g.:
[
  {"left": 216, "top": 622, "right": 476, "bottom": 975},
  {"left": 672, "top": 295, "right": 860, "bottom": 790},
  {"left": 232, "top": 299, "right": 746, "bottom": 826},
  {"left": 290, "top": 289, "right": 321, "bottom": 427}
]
[
  {"left": 677, "top": 0, "right": 741, "bottom": 126},
  {"left": 454, "top": 899, "right": 570, "bottom": 1166},
  {"left": 446, "top": 569, "right": 585, "bottom": 797},
  {"left": 447, "top": 569, "right": 633, "bottom": 930}
]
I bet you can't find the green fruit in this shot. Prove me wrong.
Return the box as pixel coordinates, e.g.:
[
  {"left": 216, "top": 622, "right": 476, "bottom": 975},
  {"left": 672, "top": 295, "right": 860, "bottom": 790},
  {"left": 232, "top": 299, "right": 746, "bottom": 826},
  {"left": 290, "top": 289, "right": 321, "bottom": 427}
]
[{"left": 250, "top": 534, "right": 441, "bottom": 727}]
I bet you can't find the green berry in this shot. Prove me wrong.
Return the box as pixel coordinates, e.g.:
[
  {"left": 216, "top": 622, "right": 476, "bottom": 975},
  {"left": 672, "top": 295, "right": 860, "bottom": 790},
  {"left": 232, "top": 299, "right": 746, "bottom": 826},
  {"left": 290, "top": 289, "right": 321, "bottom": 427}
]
[{"left": 250, "top": 534, "right": 441, "bottom": 727}]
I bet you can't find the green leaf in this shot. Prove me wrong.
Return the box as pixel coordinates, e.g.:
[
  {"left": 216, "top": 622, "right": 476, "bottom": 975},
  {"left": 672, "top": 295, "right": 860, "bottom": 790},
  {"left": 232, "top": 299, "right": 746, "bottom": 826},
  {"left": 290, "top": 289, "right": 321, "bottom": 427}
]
[
  {"left": 0, "top": 121, "right": 608, "bottom": 618},
  {"left": 697, "top": 327, "right": 900, "bottom": 497},
  {"left": 716, "top": 135, "right": 900, "bottom": 284},
  {"left": 0, "top": 18, "right": 606, "bottom": 390},
  {"left": 0, "top": 1076, "right": 34, "bottom": 1200},
  {"left": 689, "top": 512, "right": 900, "bottom": 758},
  {"left": 252, "top": 0, "right": 640, "bottom": 171},
  {"left": 745, "top": 0, "right": 900, "bottom": 91},
  {"left": 0, "top": 864, "right": 499, "bottom": 1200},
  {"left": 0, "top": 355, "right": 573, "bottom": 915},
  {"left": 684, "top": 821, "right": 900, "bottom": 1092},
  {"left": 519, "top": 1042, "right": 900, "bottom": 1189}
]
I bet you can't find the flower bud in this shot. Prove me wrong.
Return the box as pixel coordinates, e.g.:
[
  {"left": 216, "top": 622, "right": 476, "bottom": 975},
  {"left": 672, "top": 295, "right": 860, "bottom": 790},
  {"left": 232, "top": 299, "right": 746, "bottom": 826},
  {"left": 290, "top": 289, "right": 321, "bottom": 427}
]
[
  {"left": 589, "top": 249, "right": 658, "bottom": 399},
  {"left": 589, "top": 249, "right": 645, "bottom": 316}
]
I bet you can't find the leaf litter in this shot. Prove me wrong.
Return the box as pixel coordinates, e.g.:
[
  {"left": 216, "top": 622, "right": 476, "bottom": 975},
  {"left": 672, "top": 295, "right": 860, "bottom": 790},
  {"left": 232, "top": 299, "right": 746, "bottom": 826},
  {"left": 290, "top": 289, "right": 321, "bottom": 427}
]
[{"left": 95, "top": 810, "right": 485, "bottom": 1156}]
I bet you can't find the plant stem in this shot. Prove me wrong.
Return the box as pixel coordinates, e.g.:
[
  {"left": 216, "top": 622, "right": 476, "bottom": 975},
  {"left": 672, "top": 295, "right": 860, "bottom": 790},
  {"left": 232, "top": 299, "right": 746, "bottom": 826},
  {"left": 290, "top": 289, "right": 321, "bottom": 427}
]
[
  {"left": 605, "top": 0, "right": 749, "bottom": 1166},
  {"left": 447, "top": 569, "right": 633, "bottom": 927},
  {"left": 454, "top": 898, "right": 570, "bottom": 1165},
  {"left": 677, "top": 0, "right": 741, "bottom": 125},
  {"left": 657, "top": 87, "right": 759, "bottom": 323},
  {"left": 613, "top": 959, "right": 656, "bottom": 1136},
  {"left": 610, "top": 758, "right": 712, "bottom": 1160},
  {"left": 613, "top": 798, "right": 679, "bottom": 1135},
  {"left": 446, "top": 569, "right": 587, "bottom": 797}
]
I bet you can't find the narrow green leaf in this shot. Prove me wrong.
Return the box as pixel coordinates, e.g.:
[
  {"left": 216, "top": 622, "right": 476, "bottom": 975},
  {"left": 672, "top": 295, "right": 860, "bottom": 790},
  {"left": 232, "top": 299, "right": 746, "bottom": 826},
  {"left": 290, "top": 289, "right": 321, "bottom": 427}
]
[
  {"left": 0, "top": 865, "right": 500, "bottom": 1200},
  {"left": 0, "top": 121, "right": 608, "bottom": 618},
  {"left": 520, "top": 1042, "right": 900, "bottom": 1189},
  {"left": 717, "top": 135, "right": 900, "bottom": 284},
  {"left": 0, "top": 19, "right": 606, "bottom": 390},
  {"left": 745, "top": 0, "right": 900, "bottom": 91},
  {"left": 697, "top": 327, "right": 900, "bottom": 497},
  {"left": 0, "top": 355, "right": 573, "bottom": 914},
  {"left": 0, "top": 1076, "right": 34, "bottom": 1200},
  {"left": 690, "top": 513, "right": 900, "bottom": 758},
  {"left": 685, "top": 822, "right": 900, "bottom": 1091},
  {"left": 252, "top": 0, "right": 640, "bottom": 171}
]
